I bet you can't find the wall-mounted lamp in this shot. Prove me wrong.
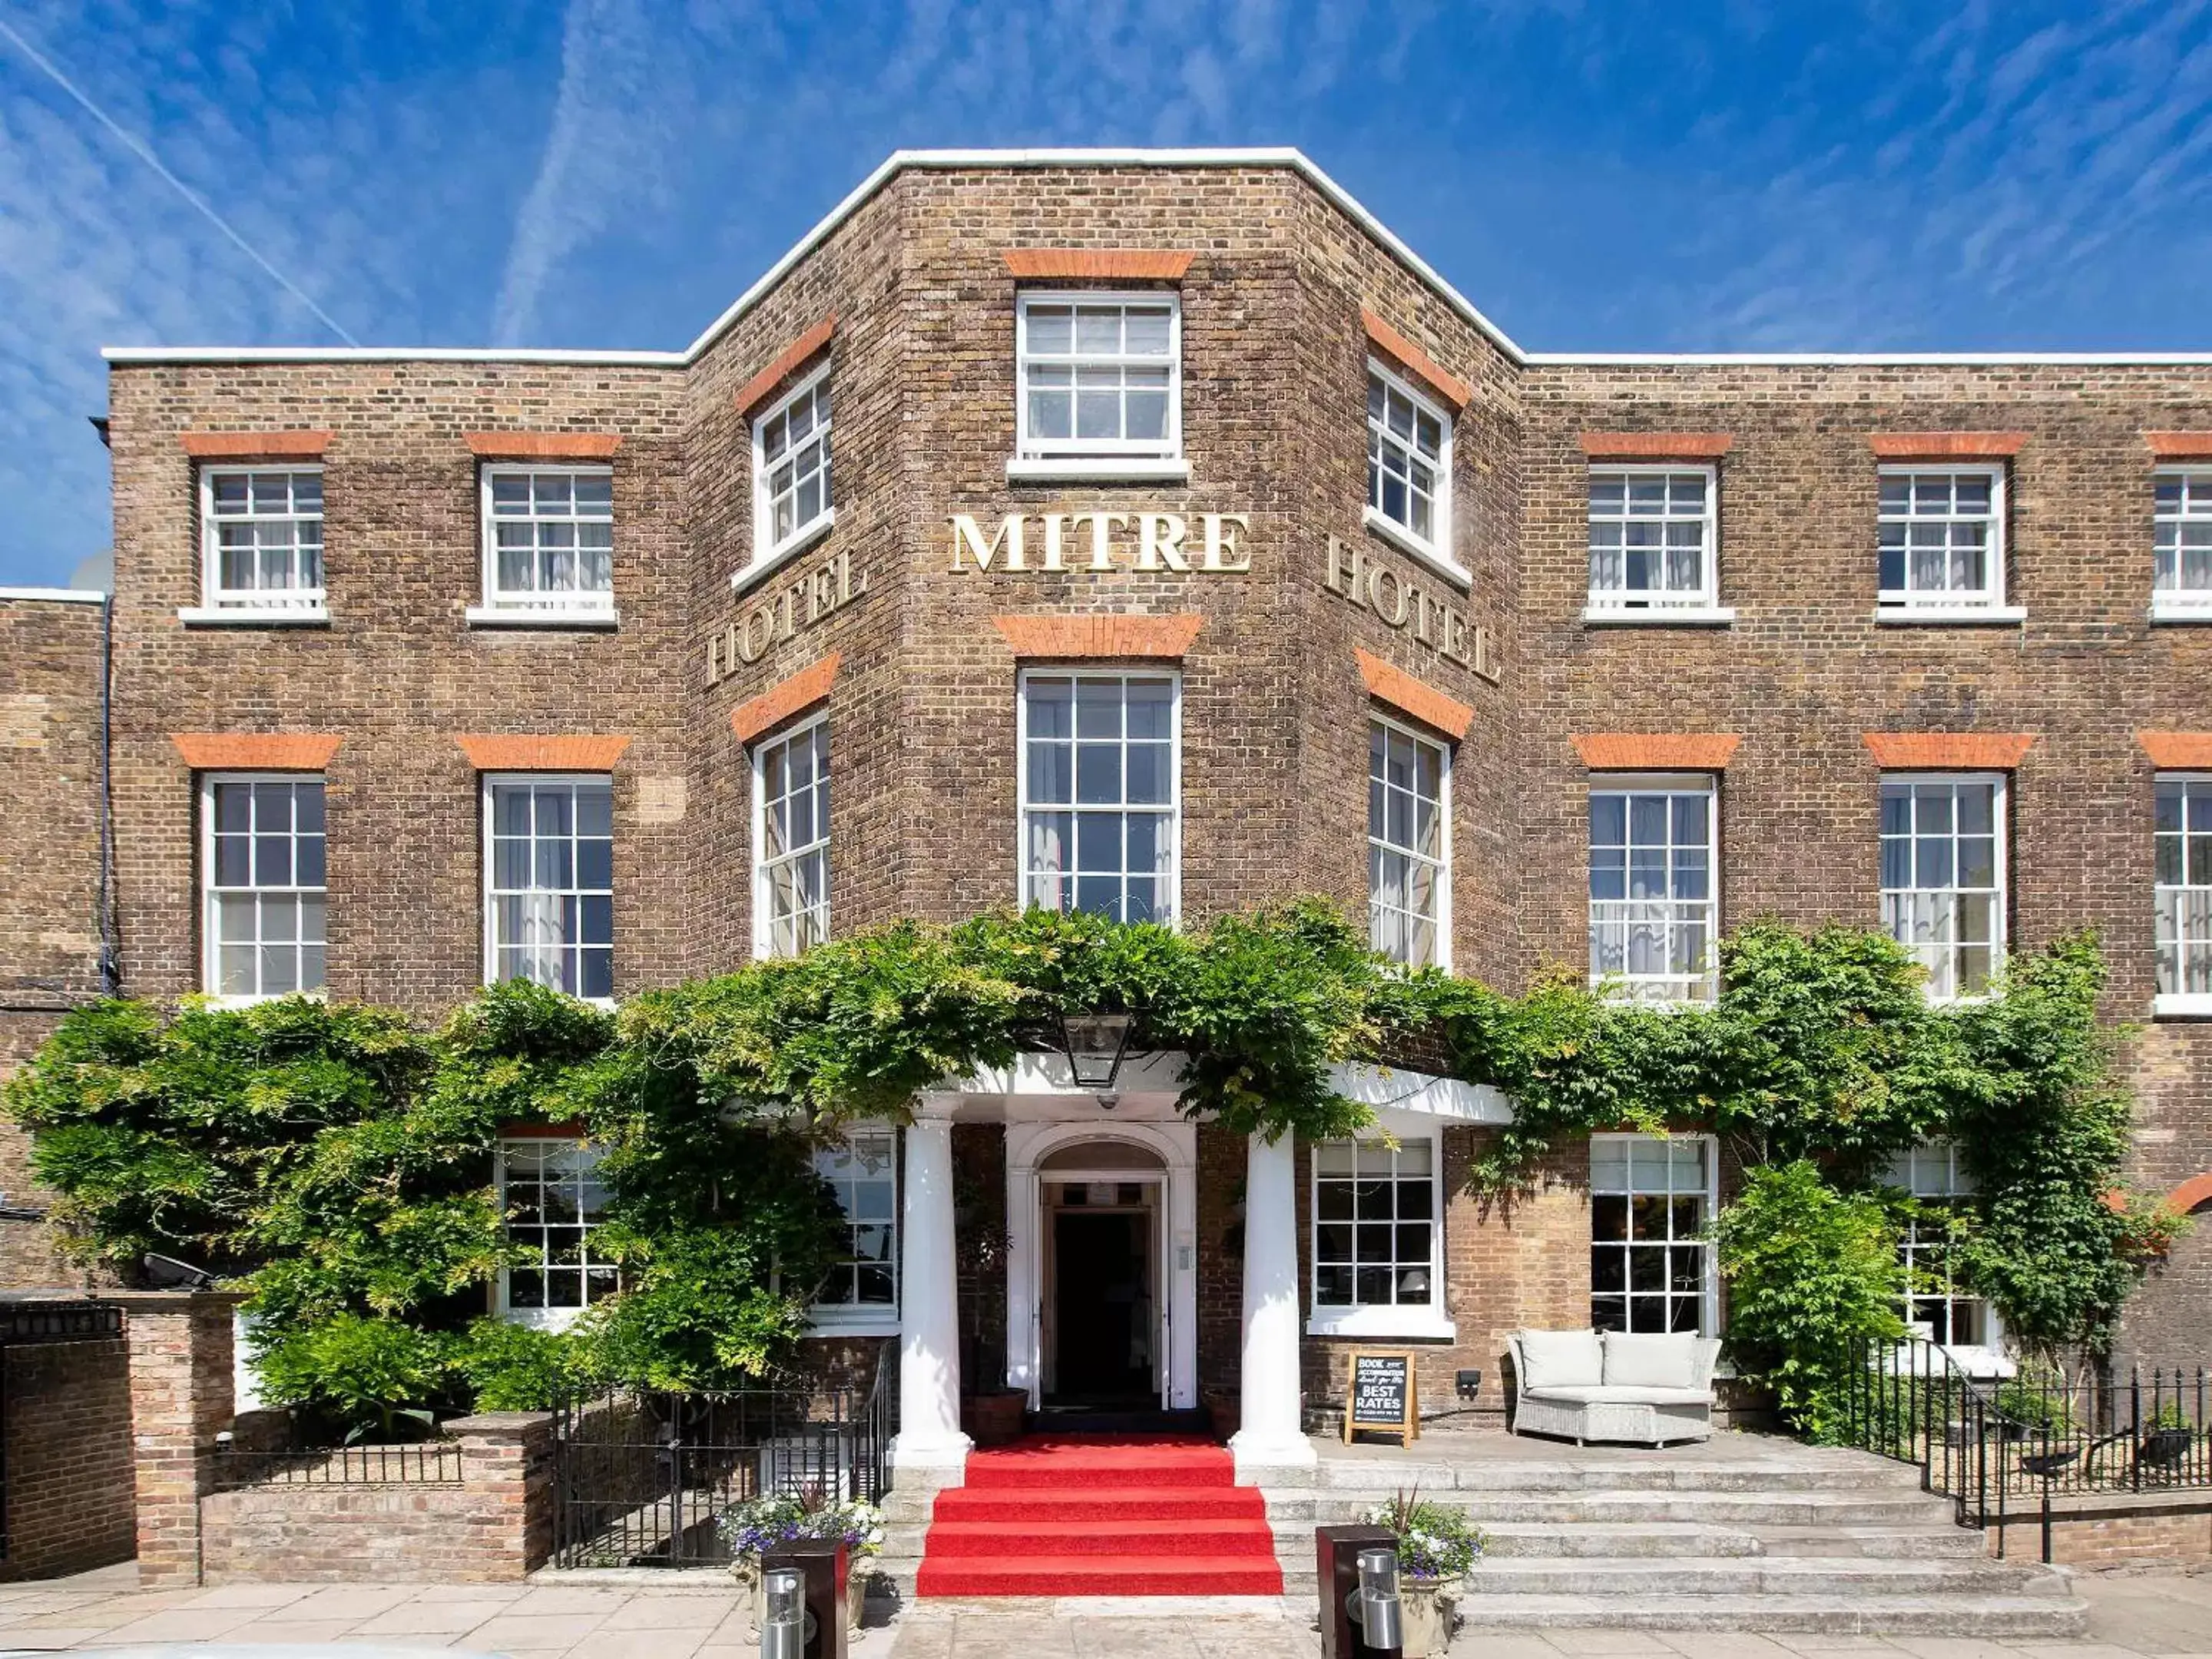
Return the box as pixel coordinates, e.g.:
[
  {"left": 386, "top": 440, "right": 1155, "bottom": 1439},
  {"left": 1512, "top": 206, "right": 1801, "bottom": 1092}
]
[{"left": 1055, "top": 1010, "right": 1137, "bottom": 1091}]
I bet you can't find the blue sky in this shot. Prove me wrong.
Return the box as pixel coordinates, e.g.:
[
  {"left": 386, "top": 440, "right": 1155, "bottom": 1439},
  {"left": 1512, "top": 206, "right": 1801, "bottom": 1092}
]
[{"left": 2, "top": 0, "right": 2208, "bottom": 589}]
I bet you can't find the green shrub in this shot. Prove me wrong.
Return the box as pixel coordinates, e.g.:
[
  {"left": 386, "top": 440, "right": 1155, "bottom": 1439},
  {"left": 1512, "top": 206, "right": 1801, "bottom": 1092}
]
[
  {"left": 1714, "top": 1160, "right": 1907, "bottom": 1436},
  {"left": 451, "top": 1317, "right": 584, "bottom": 1412},
  {"left": 254, "top": 1313, "right": 451, "bottom": 1441}
]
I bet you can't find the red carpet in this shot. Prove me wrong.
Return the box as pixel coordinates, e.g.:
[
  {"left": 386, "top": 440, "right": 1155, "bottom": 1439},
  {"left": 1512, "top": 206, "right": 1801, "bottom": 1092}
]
[{"left": 915, "top": 1433, "right": 1285, "bottom": 1597}]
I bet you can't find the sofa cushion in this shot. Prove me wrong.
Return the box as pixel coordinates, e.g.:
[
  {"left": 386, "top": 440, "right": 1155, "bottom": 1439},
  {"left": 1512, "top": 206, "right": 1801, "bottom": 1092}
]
[
  {"left": 1524, "top": 1383, "right": 1714, "bottom": 1406},
  {"left": 1601, "top": 1331, "right": 1705, "bottom": 1389},
  {"left": 1515, "top": 1329, "right": 1604, "bottom": 1390}
]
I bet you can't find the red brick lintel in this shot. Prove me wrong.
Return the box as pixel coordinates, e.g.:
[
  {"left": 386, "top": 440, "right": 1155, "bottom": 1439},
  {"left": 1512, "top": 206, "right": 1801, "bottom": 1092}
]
[
  {"left": 733, "top": 315, "right": 838, "bottom": 415},
  {"left": 1867, "top": 432, "right": 2027, "bottom": 459},
  {"left": 2164, "top": 1174, "right": 2212, "bottom": 1216},
  {"left": 463, "top": 432, "right": 622, "bottom": 460},
  {"left": 1002, "top": 250, "right": 1194, "bottom": 280},
  {"left": 1572, "top": 733, "right": 1740, "bottom": 771},
  {"left": 991, "top": 614, "right": 1204, "bottom": 660},
  {"left": 1359, "top": 308, "right": 1472, "bottom": 411},
  {"left": 1579, "top": 432, "right": 1734, "bottom": 461},
  {"left": 1355, "top": 649, "right": 1473, "bottom": 741},
  {"left": 180, "top": 431, "right": 332, "bottom": 460},
  {"left": 1862, "top": 732, "right": 2036, "bottom": 770},
  {"left": 2138, "top": 732, "right": 2212, "bottom": 770},
  {"left": 730, "top": 654, "right": 841, "bottom": 745},
  {"left": 2147, "top": 432, "right": 2212, "bottom": 461},
  {"left": 455, "top": 733, "right": 633, "bottom": 770},
  {"left": 170, "top": 732, "right": 343, "bottom": 770}
]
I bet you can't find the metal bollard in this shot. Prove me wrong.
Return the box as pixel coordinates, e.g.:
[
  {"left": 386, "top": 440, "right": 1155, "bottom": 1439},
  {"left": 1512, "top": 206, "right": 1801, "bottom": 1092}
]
[
  {"left": 1353, "top": 1547, "right": 1404, "bottom": 1655},
  {"left": 760, "top": 1566, "right": 806, "bottom": 1659}
]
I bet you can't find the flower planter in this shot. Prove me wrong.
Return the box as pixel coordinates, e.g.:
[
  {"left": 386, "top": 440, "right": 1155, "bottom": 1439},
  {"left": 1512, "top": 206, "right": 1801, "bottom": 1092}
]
[
  {"left": 731, "top": 1557, "right": 869, "bottom": 1635},
  {"left": 961, "top": 1387, "right": 1028, "bottom": 1447},
  {"left": 1202, "top": 1386, "right": 1240, "bottom": 1444},
  {"left": 1398, "top": 1575, "right": 1462, "bottom": 1659}
]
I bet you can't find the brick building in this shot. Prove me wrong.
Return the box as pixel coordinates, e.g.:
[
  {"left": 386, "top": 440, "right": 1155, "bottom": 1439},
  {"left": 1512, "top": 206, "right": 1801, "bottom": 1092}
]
[{"left": 6, "top": 148, "right": 2212, "bottom": 1478}]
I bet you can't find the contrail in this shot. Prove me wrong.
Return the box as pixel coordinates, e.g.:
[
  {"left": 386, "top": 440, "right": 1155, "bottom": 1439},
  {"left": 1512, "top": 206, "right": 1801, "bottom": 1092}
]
[{"left": 0, "top": 15, "right": 360, "bottom": 346}]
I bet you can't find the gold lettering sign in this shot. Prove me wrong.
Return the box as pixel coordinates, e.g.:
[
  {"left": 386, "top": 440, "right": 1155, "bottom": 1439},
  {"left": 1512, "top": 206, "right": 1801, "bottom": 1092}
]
[
  {"left": 704, "top": 548, "right": 869, "bottom": 687},
  {"left": 948, "top": 512, "right": 1250, "bottom": 575},
  {"left": 1323, "top": 535, "right": 1500, "bottom": 683}
]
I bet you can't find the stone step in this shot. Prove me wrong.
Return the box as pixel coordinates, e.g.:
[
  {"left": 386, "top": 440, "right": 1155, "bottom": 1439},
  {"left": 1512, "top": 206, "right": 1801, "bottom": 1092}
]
[
  {"left": 1452, "top": 1556, "right": 2065, "bottom": 1600},
  {"left": 1264, "top": 1519, "right": 1766, "bottom": 1560},
  {"left": 1449, "top": 1592, "right": 2088, "bottom": 1637},
  {"left": 1308, "top": 1489, "right": 1956, "bottom": 1528},
  {"left": 1461, "top": 1522, "right": 1767, "bottom": 1559},
  {"left": 1310, "top": 1455, "right": 1928, "bottom": 1495},
  {"left": 1752, "top": 1523, "right": 1988, "bottom": 1559}
]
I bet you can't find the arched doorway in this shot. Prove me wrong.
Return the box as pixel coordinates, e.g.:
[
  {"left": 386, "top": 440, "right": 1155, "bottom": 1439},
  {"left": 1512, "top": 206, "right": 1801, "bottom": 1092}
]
[
  {"left": 1003, "top": 1121, "right": 1199, "bottom": 1413},
  {"left": 1037, "top": 1139, "right": 1167, "bottom": 1408}
]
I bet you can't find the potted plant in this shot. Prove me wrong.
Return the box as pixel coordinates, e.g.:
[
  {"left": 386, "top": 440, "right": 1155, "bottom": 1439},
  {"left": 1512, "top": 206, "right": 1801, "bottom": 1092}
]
[
  {"left": 1363, "top": 1489, "right": 1484, "bottom": 1659},
  {"left": 954, "top": 1164, "right": 1027, "bottom": 1445},
  {"left": 719, "top": 1490, "right": 882, "bottom": 1632}
]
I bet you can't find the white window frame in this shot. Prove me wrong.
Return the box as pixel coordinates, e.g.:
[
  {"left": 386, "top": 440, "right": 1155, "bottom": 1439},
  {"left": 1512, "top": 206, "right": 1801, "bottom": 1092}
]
[
  {"left": 1587, "top": 773, "right": 1720, "bottom": 1005},
  {"left": 2154, "top": 773, "right": 2212, "bottom": 1015},
  {"left": 1307, "top": 1110, "right": 1453, "bottom": 1340},
  {"left": 469, "top": 463, "right": 617, "bottom": 627},
  {"left": 749, "top": 364, "right": 835, "bottom": 578},
  {"left": 750, "top": 714, "right": 830, "bottom": 961},
  {"left": 186, "top": 465, "right": 326, "bottom": 624},
  {"left": 1876, "top": 465, "right": 2020, "bottom": 621},
  {"left": 1588, "top": 1131, "right": 1719, "bottom": 1337},
  {"left": 1367, "top": 714, "right": 1452, "bottom": 970},
  {"left": 482, "top": 772, "right": 616, "bottom": 1005},
  {"left": 1886, "top": 1141, "right": 2007, "bottom": 1374},
  {"left": 2152, "top": 469, "right": 2212, "bottom": 622},
  {"left": 1013, "top": 290, "right": 1183, "bottom": 467},
  {"left": 809, "top": 1124, "right": 900, "bottom": 1335},
  {"left": 1879, "top": 773, "right": 2008, "bottom": 1002},
  {"left": 1583, "top": 464, "right": 1727, "bottom": 620},
  {"left": 495, "top": 1135, "right": 617, "bottom": 1330},
  {"left": 200, "top": 772, "right": 328, "bottom": 1006},
  {"left": 1015, "top": 667, "right": 1182, "bottom": 927},
  {"left": 1363, "top": 359, "right": 1464, "bottom": 585}
]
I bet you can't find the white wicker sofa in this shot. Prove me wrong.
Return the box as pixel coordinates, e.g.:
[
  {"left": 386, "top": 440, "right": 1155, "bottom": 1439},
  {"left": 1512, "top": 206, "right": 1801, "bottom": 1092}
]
[{"left": 1508, "top": 1329, "right": 1722, "bottom": 1446}]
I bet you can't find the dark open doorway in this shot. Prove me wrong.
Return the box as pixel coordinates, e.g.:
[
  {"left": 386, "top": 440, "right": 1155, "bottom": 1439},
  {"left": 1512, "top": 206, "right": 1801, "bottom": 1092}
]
[{"left": 1048, "top": 1207, "right": 1155, "bottom": 1407}]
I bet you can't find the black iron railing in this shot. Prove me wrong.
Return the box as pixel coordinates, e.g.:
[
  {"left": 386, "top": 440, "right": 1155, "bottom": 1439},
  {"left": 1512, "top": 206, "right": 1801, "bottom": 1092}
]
[
  {"left": 549, "top": 1346, "right": 893, "bottom": 1568},
  {"left": 212, "top": 1425, "right": 462, "bottom": 1487},
  {"left": 1833, "top": 1339, "right": 2212, "bottom": 1561}
]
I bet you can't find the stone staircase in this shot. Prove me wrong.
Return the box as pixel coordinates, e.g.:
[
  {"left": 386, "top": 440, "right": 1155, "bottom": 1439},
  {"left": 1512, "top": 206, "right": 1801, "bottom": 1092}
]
[
  {"left": 876, "top": 1437, "right": 2088, "bottom": 1634},
  {"left": 1275, "top": 1442, "right": 2088, "bottom": 1635}
]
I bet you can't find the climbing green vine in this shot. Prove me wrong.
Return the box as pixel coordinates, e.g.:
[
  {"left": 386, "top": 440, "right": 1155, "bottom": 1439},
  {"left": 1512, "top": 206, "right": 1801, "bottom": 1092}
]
[{"left": 2, "top": 900, "right": 2181, "bottom": 1431}]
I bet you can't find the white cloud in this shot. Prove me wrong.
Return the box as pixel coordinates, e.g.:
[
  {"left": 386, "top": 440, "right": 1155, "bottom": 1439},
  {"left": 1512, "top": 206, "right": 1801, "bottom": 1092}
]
[{"left": 492, "top": 0, "right": 677, "bottom": 346}]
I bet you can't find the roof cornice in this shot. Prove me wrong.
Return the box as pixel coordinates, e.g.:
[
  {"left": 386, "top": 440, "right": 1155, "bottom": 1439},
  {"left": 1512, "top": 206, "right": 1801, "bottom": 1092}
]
[{"left": 99, "top": 147, "right": 2212, "bottom": 372}]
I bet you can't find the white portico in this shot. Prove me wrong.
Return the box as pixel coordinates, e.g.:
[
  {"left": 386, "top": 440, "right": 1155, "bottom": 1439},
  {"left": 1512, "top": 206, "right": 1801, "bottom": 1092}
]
[{"left": 885, "top": 1050, "right": 1512, "bottom": 1485}]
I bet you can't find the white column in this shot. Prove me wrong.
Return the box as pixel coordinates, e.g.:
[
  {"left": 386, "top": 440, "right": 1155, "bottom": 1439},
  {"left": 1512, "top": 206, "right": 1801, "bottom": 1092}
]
[
  {"left": 1229, "top": 1128, "right": 1316, "bottom": 1478},
  {"left": 889, "top": 1094, "right": 971, "bottom": 1479}
]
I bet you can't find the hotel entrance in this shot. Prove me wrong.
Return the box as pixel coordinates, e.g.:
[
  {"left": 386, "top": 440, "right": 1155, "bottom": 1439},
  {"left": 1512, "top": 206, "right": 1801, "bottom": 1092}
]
[{"left": 1040, "top": 1170, "right": 1161, "bottom": 1407}]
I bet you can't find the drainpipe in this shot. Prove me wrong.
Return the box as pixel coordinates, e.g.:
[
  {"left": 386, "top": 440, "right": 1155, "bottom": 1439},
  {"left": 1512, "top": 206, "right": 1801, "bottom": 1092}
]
[{"left": 95, "top": 588, "right": 119, "bottom": 997}]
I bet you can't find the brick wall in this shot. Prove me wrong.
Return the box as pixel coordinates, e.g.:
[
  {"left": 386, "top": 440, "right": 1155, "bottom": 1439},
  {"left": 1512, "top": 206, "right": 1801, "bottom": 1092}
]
[
  {"left": 1518, "top": 364, "right": 2212, "bottom": 1357},
  {"left": 0, "top": 597, "right": 108, "bottom": 1287},
  {"left": 0, "top": 1333, "right": 134, "bottom": 1580},
  {"left": 197, "top": 1412, "right": 556, "bottom": 1584},
  {"left": 1986, "top": 1494, "right": 2212, "bottom": 1567}
]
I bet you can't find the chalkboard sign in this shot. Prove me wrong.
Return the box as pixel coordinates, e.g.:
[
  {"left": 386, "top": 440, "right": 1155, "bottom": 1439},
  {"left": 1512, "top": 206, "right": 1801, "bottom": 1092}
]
[{"left": 1344, "top": 1349, "right": 1418, "bottom": 1445}]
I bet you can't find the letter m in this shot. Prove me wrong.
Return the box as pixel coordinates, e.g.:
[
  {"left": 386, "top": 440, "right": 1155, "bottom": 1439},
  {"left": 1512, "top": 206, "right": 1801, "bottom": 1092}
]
[{"left": 949, "top": 515, "right": 1026, "bottom": 572}]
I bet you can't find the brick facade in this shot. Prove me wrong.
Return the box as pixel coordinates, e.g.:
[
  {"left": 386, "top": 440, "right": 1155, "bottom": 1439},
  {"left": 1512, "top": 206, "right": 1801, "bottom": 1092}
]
[
  {"left": 0, "top": 1325, "right": 134, "bottom": 1580},
  {"left": 0, "top": 153, "right": 2207, "bottom": 1437},
  {"left": 0, "top": 596, "right": 108, "bottom": 1290}
]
